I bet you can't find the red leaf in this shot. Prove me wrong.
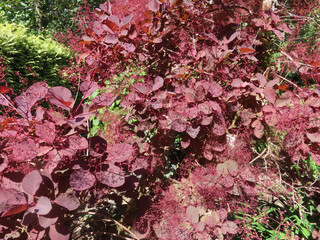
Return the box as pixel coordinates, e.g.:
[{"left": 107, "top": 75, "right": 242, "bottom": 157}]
[
  {"left": 1, "top": 204, "right": 28, "bottom": 217},
  {"left": 95, "top": 165, "right": 125, "bottom": 188},
  {"left": 276, "top": 84, "right": 289, "bottom": 91},
  {"left": 105, "top": 16, "right": 119, "bottom": 33},
  {"left": 35, "top": 196, "right": 52, "bottom": 215},
  {"left": 0, "top": 189, "right": 27, "bottom": 214},
  {"left": 22, "top": 170, "right": 42, "bottom": 195},
  {"left": 0, "top": 86, "right": 10, "bottom": 94},
  {"left": 70, "top": 169, "right": 95, "bottom": 191},
  {"left": 55, "top": 192, "right": 80, "bottom": 211},
  {"left": 240, "top": 48, "right": 255, "bottom": 54},
  {"left": 107, "top": 143, "right": 133, "bottom": 163},
  {"left": 48, "top": 87, "right": 74, "bottom": 110}
]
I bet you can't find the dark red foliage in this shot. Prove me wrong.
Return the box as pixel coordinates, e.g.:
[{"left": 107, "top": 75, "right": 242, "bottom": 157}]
[{"left": 1, "top": 0, "right": 320, "bottom": 239}]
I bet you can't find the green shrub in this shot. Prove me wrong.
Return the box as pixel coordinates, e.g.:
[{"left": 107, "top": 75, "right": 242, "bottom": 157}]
[{"left": 0, "top": 22, "right": 72, "bottom": 93}]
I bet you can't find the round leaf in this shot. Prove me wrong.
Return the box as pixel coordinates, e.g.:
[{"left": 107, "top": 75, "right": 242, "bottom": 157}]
[
  {"left": 70, "top": 169, "right": 95, "bottom": 191},
  {"left": 55, "top": 192, "right": 80, "bottom": 211},
  {"left": 22, "top": 170, "right": 42, "bottom": 195},
  {"left": 95, "top": 166, "right": 125, "bottom": 188},
  {"left": 35, "top": 196, "right": 52, "bottom": 215},
  {"left": 107, "top": 143, "right": 133, "bottom": 163}
]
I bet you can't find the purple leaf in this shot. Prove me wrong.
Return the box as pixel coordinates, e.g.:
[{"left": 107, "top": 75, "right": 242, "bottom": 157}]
[
  {"left": 49, "top": 223, "right": 70, "bottom": 240},
  {"left": 201, "top": 115, "right": 213, "bottom": 125},
  {"left": 68, "top": 135, "right": 88, "bottom": 150},
  {"left": 186, "top": 206, "right": 199, "bottom": 224},
  {"left": 148, "top": 0, "right": 159, "bottom": 12},
  {"left": 89, "top": 136, "right": 108, "bottom": 156},
  {"left": 208, "top": 82, "right": 223, "bottom": 98},
  {"left": 221, "top": 221, "right": 239, "bottom": 235},
  {"left": 256, "top": 73, "right": 267, "bottom": 87},
  {"left": 44, "top": 149, "right": 62, "bottom": 174},
  {"left": 95, "top": 165, "right": 125, "bottom": 188},
  {"left": 35, "top": 121, "right": 56, "bottom": 144},
  {"left": 225, "top": 160, "right": 239, "bottom": 177},
  {"left": 0, "top": 94, "right": 10, "bottom": 106},
  {"left": 120, "top": 14, "right": 133, "bottom": 28},
  {"left": 92, "top": 92, "right": 117, "bottom": 107},
  {"left": 231, "top": 78, "right": 244, "bottom": 88},
  {"left": 198, "top": 102, "right": 212, "bottom": 115},
  {"left": 186, "top": 125, "right": 200, "bottom": 139},
  {"left": 122, "top": 43, "right": 136, "bottom": 53},
  {"left": 39, "top": 215, "right": 58, "bottom": 229},
  {"left": 35, "top": 196, "right": 52, "bottom": 215},
  {"left": 14, "top": 82, "right": 48, "bottom": 119},
  {"left": 275, "top": 91, "right": 293, "bottom": 107},
  {"left": 55, "top": 192, "right": 80, "bottom": 211},
  {"left": 277, "top": 23, "right": 292, "bottom": 34},
  {"left": 22, "top": 170, "right": 42, "bottom": 195},
  {"left": 263, "top": 87, "right": 277, "bottom": 104},
  {"left": 107, "top": 143, "right": 133, "bottom": 163},
  {"left": 253, "top": 120, "right": 264, "bottom": 138},
  {"left": 181, "top": 136, "right": 191, "bottom": 148},
  {"left": 132, "top": 158, "right": 148, "bottom": 175},
  {"left": 108, "top": 15, "right": 120, "bottom": 26},
  {"left": 212, "top": 123, "right": 226, "bottom": 136},
  {"left": 306, "top": 130, "right": 320, "bottom": 143},
  {"left": 80, "top": 81, "right": 99, "bottom": 98},
  {"left": 152, "top": 76, "right": 164, "bottom": 92},
  {"left": 0, "top": 188, "right": 27, "bottom": 214},
  {"left": 48, "top": 111, "right": 67, "bottom": 126},
  {"left": 48, "top": 87, "right": 75, "bottom": 110},
  {"left": 0, "top": 154, "right": 8, "bottom": 173},
  {"left": 272, "top": 28, "right": 283, "bottom": 41},
  {"left": 29, "top": 228, "right": 45, "bottom": 240},
  {"left": 104, "top": 35, "right": 119, "bottom": 44},
  {"left": 135, "top": 83, "right": 151, "bottom": 95},
  {"left": 171, "top": 119, "right": 187, "bottom": 132},
  {"left": 11, "top": 139, "right": 39, "bottom": 162},
  {"left": 93, "top": 21, "right": 104, "bottom": 35},
  {"left": 70, "top": 169, "right": 96, "bottom": 191}
]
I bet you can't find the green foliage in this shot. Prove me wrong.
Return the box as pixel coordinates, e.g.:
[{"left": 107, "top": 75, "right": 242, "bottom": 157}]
[
  {"left": 0, "top": 22, "right": 72, "bottom": 93},
  {"left": 0, "top": 0, "right": 102, "bottom": 35}
]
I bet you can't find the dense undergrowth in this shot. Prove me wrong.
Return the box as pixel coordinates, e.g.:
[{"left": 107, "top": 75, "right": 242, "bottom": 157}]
[{"left": 0, "top": 0, "right": 320, "bottom": 239}]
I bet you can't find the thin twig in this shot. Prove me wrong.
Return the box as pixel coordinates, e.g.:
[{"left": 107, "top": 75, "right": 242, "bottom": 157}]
[{"left": 77, "top": 211, "right": 141, "bottom": 240}]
